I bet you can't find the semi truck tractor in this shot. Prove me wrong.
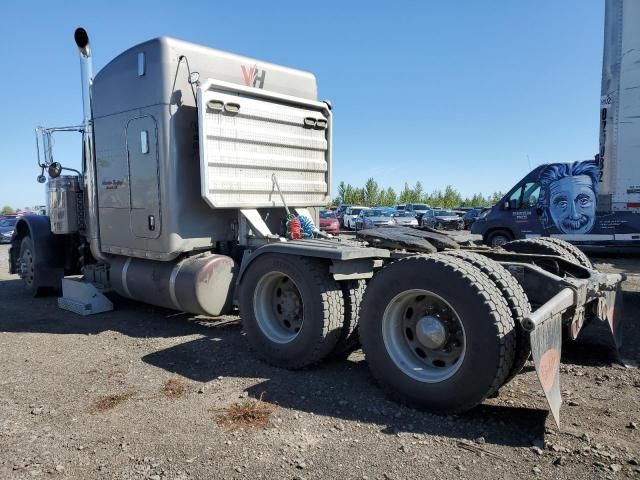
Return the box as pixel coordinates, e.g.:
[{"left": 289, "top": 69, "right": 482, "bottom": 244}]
[
  {"left": 473, "top": 0, "right": 640, "bottom": 250},
  {"left": 8, "top": 27, "right": 625, "bottom": 427}
]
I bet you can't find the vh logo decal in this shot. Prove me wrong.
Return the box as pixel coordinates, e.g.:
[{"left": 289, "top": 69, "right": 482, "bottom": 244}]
[{"left": 241, "top": 65, "right": 266, "bottom": 89}]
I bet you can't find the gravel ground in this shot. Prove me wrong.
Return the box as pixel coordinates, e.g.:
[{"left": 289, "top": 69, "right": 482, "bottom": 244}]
[{"left": 0, "top": 244, "right": 638, "bottom": 479}]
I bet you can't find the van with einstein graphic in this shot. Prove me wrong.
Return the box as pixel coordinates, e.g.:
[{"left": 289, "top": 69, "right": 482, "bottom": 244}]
[{"left": 472, "top": 160, "right": 640, "bottom": 249}]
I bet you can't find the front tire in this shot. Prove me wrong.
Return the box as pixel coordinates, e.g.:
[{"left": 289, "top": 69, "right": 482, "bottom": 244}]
[
  {"left": 18, "top": 236, "right": 46, "bottom": 297},
  {"left": 359, "top": 254, "right": 516, "bottom": 413},
  {"left": 239, "top": 254, "right": 344, "bottom": 369}
]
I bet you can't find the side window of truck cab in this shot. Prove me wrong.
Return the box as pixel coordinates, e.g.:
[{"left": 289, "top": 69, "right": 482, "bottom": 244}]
[{"left": 505, "top": 182, "right": 540, "bottom": 210}]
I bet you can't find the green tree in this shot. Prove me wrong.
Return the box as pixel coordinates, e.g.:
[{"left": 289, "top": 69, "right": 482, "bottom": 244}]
[
  {"left": 342, "top": 184, "right": 355, "bottom": 204},
  {"left": 337, "top": 181, "right": 347, "bottom": 204},
  {"left": 413, "top": 181, "right": 424, "bottom": 203},
  {"left": 441, "top": 185, "right": 462, "bottom": 209},
  {"left": 399, "top": 182, "right": 412, "bottom": 204},
  {"left": 1, "top": 206, "right": 13, "bottom": 214},
  {"left": 426, "top": 189, "right": 443, "bottom": 207},
  {"left": 490, "top": 191, "right": 504, "bottom": 204},
  {"left": 471, "top": 193, "right": 486, "bottom": 207},
  {"left": 381, "top": 187, "right": 397, "bottom": 206},
  {"left": 350, "top": 187, "right": 365, "bottom": 205},
  {"left": 363, "top": 177, "right": 380, "bottom": 206},
  {"left": 333, "top": 179, "right": 506, "bottom": 209}
]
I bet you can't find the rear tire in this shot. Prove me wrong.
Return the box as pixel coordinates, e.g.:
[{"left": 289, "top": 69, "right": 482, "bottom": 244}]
[
  {"left": 359, "top": 254, "right": 516, "bottom": 413},
  {"left": 537, "top": 237, "right": 592, "bottom": 269},
  {"left": 239, "top": 254, "right": 344, "bottom": 369},
  {"left": 443, "top": 250, "right": 531, "bottom": 386},
  {"left": 502, "top": 238, "right": 582, "bottom": 265},
  {"left": 18, "top": 236, "right": 47, "bottom": 297},
  {"left": 329, "top": 280, "right": 366, "bottom": 359}
]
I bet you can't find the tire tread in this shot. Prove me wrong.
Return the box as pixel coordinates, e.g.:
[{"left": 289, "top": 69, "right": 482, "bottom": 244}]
[
  {"left": 329, "top": 280, "right": 366, "bottom": 358},
  {"left": 537, "top": 237, "right": 592, "bottom": 268},
  {"left": 239, "top": 255, "right": 344, "bottom": 369},
  {"left": 443, "top": 250, "right": 531, "bottom": 386},
  {"left": 360, "top": 253, "right": 516, "bottom": 413}
]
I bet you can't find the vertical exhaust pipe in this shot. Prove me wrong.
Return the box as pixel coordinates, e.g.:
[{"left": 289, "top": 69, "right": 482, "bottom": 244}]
[
  {"left": 74, "top": 28, "right": 93, "bottom": 134},
  {"left": 74, "top": 27, "right": 106, "bottom": 263}
]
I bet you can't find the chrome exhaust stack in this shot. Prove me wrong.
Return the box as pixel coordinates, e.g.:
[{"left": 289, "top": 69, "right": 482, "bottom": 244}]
[
  {"left": 74, "top": 28, "right": 93, "bottom": 133},
  {"left": 74, "top": 27, "right": 106, "bottom": 263}
]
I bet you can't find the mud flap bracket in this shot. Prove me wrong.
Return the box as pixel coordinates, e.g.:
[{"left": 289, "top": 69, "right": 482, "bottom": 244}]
[{"left": 597, "top": 284, "right": 624, "bottom": 349}]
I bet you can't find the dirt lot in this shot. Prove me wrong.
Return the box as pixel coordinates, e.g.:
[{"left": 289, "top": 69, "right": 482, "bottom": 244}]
[{"left": 1, "top": 244, "right": 638, "bottom": 479}]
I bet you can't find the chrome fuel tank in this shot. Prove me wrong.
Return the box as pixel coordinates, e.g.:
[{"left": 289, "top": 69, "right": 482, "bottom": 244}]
[
  {"left": 110, "top": 253, "right": 237, "bottom": 316},
  {"left": 47, "top": 175, "right": 82, "bottom": 234}
]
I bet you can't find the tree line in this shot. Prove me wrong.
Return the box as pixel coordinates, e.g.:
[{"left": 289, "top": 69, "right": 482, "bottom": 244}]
[{"left": 333, "top": 179, "right": 504, "bottom": 209}]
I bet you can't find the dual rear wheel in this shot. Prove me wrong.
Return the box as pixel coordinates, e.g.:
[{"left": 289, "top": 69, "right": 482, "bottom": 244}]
[
  {"left": 240, "top": 251, "right": 528, "bottom": 414},
  {"left": 239, "top": 254, "right": 363, "bottom": 369},
  {"left": 358, "top": 253, "right": 520, "bottom": 412}
]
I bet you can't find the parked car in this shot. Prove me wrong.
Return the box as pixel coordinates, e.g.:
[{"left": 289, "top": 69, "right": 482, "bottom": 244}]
[
  {"left": 319, "top": 209, "right": 340, "bottom": 234},
  {"left": 394, "top": 204, "right": 406, "bottom": 211},
  {"left": 355, "top": 208, "right": 395, "bottom": 230},
  {"left": 335, "top": 204, "right": 351, "bottom": 227},
  {"left": 404, "top": 203, "right": 431, "bottom": 221},
  {"left": 421, "top": 209, "right": 464, "bottom": 230},
  {"left": 0, "top": 216, "right": 17, "bottom": 244},
  {"left": 390, "top": 210, "right": 419, "bottom": 227},
  {"left": 462, "top": 207, "right": 489, "bottom": 229},
  {"left": 343, "top": 206, "right": 368, "bottom": 230}
]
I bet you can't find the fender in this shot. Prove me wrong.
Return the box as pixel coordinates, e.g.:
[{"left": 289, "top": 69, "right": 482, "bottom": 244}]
[
  {"left": 236, "top": 241, "right": 390, "bottom": 285},
  {"left": 9, "top": 216, "right": 65, "bottom": 289}
]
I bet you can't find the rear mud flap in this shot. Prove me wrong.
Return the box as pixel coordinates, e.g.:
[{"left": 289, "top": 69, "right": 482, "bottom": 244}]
[{"left": 530, "top": 313, "right": 562, "bottom": 429}]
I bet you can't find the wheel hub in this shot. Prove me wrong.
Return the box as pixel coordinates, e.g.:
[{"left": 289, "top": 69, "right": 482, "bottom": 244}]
[
  {"left": 382, "top": 289, "right": 467, "bottom": 383},
  {"left": 415, "top": 315, "right": 447, "bottom": 349},
  {"left": 277, "top": 289, "right": 302, "bottom": 326},
  {"left": 254, "top": 272, "right": 304, "bottom": 344}
]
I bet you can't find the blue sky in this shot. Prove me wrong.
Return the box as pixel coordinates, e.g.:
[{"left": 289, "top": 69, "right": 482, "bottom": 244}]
[{"left": 0, "top": 1, "right": 604, "bottom": 209}]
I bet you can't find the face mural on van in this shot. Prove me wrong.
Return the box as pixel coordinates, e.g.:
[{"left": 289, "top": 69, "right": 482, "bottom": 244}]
[{"left": 538, "top": 161, "right": 600, "bottom": 235}]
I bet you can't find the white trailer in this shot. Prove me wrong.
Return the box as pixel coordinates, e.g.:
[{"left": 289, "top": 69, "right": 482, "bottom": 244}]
[{"left": 599, "top": 0, "right": 640, "bottom": 211}]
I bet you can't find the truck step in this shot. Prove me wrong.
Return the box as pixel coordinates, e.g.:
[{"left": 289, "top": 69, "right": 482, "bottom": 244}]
[{"left": 57, "top": 278, "right": 113, "bottom": 316}]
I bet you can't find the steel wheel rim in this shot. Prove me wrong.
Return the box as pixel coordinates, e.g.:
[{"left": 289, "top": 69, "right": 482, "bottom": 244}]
[
  {"left": 20, "top": 248, "right": 35, "bottom": 286},
  {"left": 254, "top": 271, "right": 304, "bottom": 344},
  {"left": 492, "top": 235, "right": 508, "bottom": 247},
  {"left": 382, "top": 289, "right": 466, "bottom": 383}
]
